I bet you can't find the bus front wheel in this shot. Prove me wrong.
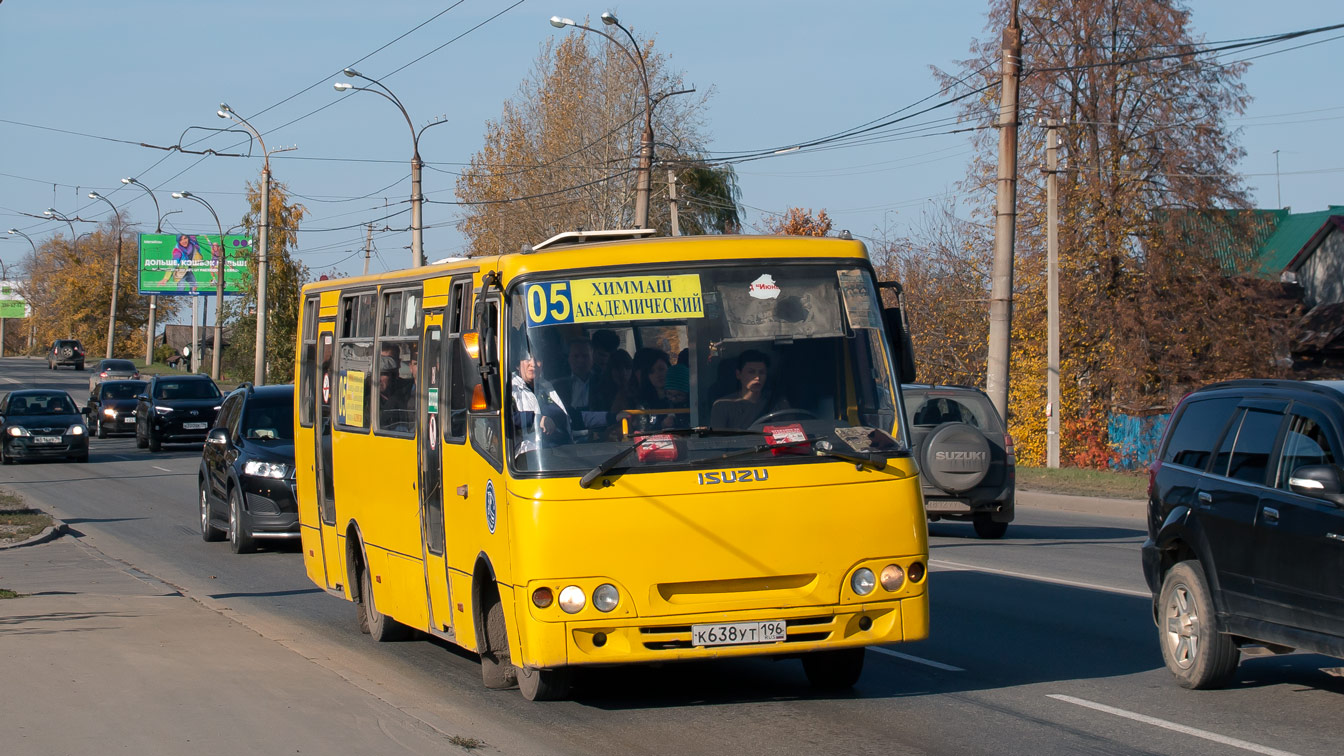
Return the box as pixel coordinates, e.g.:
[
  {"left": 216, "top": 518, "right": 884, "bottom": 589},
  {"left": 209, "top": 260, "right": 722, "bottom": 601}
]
[
  {"left": 480, "top": 597, "right": 518, "bottom": 690},
  {"left": 358, "top": 557, "right": 410, "bottom": 642},
  {"left": 518, "top": 665, "right": 571, "bottom": 702},
  {"left": 802, "top": 648, "right": 866, "bottom": 690}
]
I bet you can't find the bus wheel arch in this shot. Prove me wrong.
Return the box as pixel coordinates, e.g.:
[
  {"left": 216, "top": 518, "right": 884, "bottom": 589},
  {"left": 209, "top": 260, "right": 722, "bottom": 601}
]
[{"left": 474, "top": 555, "right": 517, "bottom": 689}]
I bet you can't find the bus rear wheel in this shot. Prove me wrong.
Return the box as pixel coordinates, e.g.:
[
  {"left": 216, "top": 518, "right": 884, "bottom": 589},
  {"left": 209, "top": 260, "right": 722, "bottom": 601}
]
[
  {"left": 358, "top": 557, "right": 410, "bottom": 642},
  {"left": 518, "top": 665, "right": 571, "bottom": 702},
  {"left": 801, "top": 647, "right": 866, "bottom": 690}
]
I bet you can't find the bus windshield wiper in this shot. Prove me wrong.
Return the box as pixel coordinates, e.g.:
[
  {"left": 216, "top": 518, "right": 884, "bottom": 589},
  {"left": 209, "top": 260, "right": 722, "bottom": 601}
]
[
  {"left": 579, "top": 427, "right": 764, "bottom": 489},
  {"left": 696, "top": 437, "right": 888, "bottom": 471}
]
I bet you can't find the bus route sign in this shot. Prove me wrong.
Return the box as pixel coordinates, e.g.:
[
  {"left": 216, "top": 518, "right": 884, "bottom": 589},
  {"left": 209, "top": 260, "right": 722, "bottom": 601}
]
[{"left": 525, "top": 274, "right": 703, "bottom": 326}]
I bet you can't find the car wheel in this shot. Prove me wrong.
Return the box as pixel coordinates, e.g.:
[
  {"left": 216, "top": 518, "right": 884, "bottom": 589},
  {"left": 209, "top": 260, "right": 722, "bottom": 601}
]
[
  {"left": 973, "top": 513, "right": 1009, "bottom": 539},
  {"left": 1158, "top": 560, "right": 1239, "bottom": 689},
  {"left": 228, "top": 488, "right": 255, "bottom": 554},
  {"left": 200, "top": 482, "right": 224, "bottom": 542},
  {"left": 518, "top": 665, "right": 571, "bottom": 702},
  {"left": 97, "top": 420, "right": 108, "bottom": 440},
  {"left": 148, "top": 430, "right": 161, "bottom": 452},
  {"left": 801, "top": 648, "right": 866, "bottom": 690},
  {"left": 358, "top": 556, "right": 409, "bottom": 642},
  {"left": 0, "top": 442, "right": 10, "bottom": 465},
  {"left": 480, "top": 594, "right": 518, "bottom": 689},
  {"left": 135, "top": 423, "right": 148, "bottom": 449}
]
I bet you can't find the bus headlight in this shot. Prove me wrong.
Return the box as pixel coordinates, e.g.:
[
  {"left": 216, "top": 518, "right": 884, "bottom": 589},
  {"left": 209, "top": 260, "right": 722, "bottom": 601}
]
[
  {"left": 558, "top": 585, "right": 586, "bottom": 614},
  {"left": 592, "top": 584, "right": 619, "bottom": 612},
  {"left": 880, "top": 564, "right": 905, "bottom": 591},
  {"left": 851, "top": 568, "right": 876, "bottom": 596}
]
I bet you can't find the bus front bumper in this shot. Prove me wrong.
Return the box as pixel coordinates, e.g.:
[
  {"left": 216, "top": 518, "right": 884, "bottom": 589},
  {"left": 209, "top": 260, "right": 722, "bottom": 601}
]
[{"left": 520, "top": 596, "right": 929, "bottom": 669}]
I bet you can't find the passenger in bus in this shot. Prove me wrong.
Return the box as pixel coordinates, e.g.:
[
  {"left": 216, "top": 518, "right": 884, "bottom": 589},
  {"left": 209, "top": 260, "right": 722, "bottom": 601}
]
[
  {"left": 510, "top": 352, "right": 571, "bottom": 454},
  {"left": 589, "top": 348, "right": 632, "bottom": 421},
  {"left": 553, "top": 339, "right": 608, "bottom": 436},
  {"left": 664, "top": 363, "right": 691, "bottom": 429},
  {"left": 590, "top": 329, "right": 621, "bottom": 376},
  {"left": 709, "top": 349, "right": 790, "bottom": 428},
  {"left": 612, "top": 348, "right": 677, "bottom": 434},
  {"left": 378, "top": 351, "right": 413, "bottom": 428}
]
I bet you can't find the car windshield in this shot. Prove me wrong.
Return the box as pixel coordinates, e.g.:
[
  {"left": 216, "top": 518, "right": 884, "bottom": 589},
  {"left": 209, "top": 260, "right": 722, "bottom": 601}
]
[
  {"left": 504, "top": 263, "right": 903, "bottom": 475},
  {"left": 242, "top": 394, "right": 295, "bottom": 441},
  {"left": 903, "top": 389, "right": 1002, "bottom": 432},
  {"left": 101, "top": 381, "right": 146, "bottom": 400},
  {"left": 9, "top": 394, "right": 77, "bottom": 415},
  {"left": 154, "top": 380, "right": 221, "bottom": 400},
  {"left": 101, "top": 360, "right": 136, "bottom": 372}
]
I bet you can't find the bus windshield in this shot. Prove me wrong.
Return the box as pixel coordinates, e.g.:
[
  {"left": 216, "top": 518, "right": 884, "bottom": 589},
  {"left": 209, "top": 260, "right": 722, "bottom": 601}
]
[{"left": 504, "top": 263, "right": 902, "bottom": 475}]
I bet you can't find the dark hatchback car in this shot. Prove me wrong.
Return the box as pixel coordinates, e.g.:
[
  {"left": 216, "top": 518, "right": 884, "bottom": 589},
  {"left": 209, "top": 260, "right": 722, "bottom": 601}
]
[
  {"left": 1143, "top": 379, "right": 1344, "bottom": 689},
  {"left": 0, "top": 390, "right": 89, "bottom": 463},
  {"left": 198, "top": 384, "right": 298, "bottom": 553},
  {"left": 903, "top": 384, "right": 1016, "bottom": 538},
  {"left": 136, "top": 374, "right": 222, "bottom": 452},
  {"left": 48, "top": 339, "right": 85, "bottom": 370},
  {"left": 88, "top": 379, "right": 147, "bottom": 438}
]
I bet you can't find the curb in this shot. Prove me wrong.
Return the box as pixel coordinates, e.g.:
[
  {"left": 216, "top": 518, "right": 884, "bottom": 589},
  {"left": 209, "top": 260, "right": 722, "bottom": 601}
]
[
  {"left": 0, "top": 516, "right": 67, "bottom": 551},
  {"left": 1016, "top": 488, "right": 1146, "bottom": 519}
]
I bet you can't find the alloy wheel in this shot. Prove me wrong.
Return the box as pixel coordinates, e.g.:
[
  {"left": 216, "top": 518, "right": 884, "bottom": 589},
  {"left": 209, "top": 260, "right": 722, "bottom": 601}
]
[{"left": 1164, "top": 583, "right": 1199, "bottom": 670}]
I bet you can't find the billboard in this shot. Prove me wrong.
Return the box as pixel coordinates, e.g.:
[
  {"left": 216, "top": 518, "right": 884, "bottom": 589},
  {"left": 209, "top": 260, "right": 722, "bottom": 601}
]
[
  {"left": 138, "top": 233, "right": 253, "bottom": 296},
  {"left": 0, "top": 279, "right": 29, "bottom": 319}
]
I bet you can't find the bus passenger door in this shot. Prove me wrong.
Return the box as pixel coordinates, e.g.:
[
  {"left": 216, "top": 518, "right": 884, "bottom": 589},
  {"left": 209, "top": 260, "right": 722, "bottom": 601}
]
[
  {"left": 419, "top": 311, "right": 453, "bottom": 633},
  {"left": 314, "top": 325, "right": 344, "bottom": 589}
]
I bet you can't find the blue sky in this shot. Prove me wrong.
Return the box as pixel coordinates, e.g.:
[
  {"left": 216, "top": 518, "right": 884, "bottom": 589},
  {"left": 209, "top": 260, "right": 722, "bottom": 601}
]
[{"left": 2, "top": 0, "right": 1340, "bottom": 289}]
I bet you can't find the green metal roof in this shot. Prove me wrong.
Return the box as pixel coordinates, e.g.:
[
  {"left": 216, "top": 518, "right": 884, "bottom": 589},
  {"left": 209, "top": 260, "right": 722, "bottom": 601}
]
[{"left": 1253, "top": 206, "right": 1344, "bottom": 277}]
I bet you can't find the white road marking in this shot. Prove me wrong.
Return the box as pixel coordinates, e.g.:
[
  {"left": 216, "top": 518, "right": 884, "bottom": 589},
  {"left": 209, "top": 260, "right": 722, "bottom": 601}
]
[
  {"left": 1048, "top": 694, "right": 1304, "bottom": 756},
  {"left": 868, "top": 646, "right": 965, "bottom": 672},
  {"left": 0, "top": 375, "right": 21, "bottom": 385},
  {"left": 152, "top": 465, "right": 173, "bottom": 473},
  {"left": 931, "top": 558, "right": 1151, "bottom": 598}
]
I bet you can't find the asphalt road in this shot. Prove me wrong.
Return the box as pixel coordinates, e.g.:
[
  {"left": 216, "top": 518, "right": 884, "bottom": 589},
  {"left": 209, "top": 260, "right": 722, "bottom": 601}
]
[{"left": 3, "top": 355, "right": 1341, "bottom": 756}]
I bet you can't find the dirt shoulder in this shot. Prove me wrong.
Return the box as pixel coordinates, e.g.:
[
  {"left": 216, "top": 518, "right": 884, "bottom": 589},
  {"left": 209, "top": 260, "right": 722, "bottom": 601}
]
[
  {"left": 0, "top": 487, "right": 55, "bottom": 548},
  {"left": 1016, "top": 465, "right": 1148, "bottom": 500}
]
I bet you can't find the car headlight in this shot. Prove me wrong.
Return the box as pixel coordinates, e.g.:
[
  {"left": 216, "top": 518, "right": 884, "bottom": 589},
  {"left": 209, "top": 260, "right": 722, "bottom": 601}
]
[
  {"left": 558, "top": 585, "right": 586, "bottom": 614},
  {"left": 243, "top": 460, "right": 289, "bottom": 479},
  {"left": 212, "top": 405, "right": 222, "bottom": 411},
  {"left": 67, "top": 425, "right": 86, "bottom": 436},
  {"left": 592, "top": 583, "right": 620, "bottom": 612},
  {"left": 103, "top": 408, "right": 118, "bottom": 417},
  {"left": 851, "top": 568, "right": 877, "bottom": 596},
  {"left": 154, "top": 406, "right": 173, "bottom": 414},
  {"left": 7, "top": 426, "right": 31, "bottom": 437}
]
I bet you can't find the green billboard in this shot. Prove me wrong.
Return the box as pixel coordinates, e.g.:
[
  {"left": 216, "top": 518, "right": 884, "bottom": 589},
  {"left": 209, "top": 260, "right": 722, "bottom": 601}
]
[
  {"left": 0, "top": 280, "right": 29, "bottom": 319},
  {"left": 138, "top": 233, "right": 252, "bottom": 296}
]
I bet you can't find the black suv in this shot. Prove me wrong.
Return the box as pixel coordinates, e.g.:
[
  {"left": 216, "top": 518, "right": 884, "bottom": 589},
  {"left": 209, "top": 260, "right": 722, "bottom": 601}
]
[
  {"left": 903, "top": 384, "right": 1016, "bottom": 538},
  {"left": 48, "top": 339, "right": 85, "bottom": 370},
  {"left": 198, "top": 384, "right": 298, "bottom": 553},
  {"left": 1142, "top": 379, "right": 1344, "bottom": 689},
  {"left": 135, "top": 374, "right": 222, "bottom": 451}
]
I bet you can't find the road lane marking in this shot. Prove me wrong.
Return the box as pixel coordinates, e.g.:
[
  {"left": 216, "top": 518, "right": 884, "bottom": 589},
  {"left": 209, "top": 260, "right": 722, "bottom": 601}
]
[
  {"left": 868, "top": 646, "right": 965, "bottom": 672},
  {"left": 1048, "top": 694, "right": 1303, "bottom": 756},
  {"left": 931, "top": 558, "right": 1151, "bottom": 598},
  {"left": 152, "top": 465, "right": 173, "bottom": 473}
]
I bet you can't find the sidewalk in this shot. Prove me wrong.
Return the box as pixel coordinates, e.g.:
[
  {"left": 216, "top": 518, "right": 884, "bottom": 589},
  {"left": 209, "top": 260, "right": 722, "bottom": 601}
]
[
  {"left": 1016, "top": 488, "right": 1146, "bottom": 519},
  {"left": 0, "top": 537, "right": 500, "bottom": 756}
]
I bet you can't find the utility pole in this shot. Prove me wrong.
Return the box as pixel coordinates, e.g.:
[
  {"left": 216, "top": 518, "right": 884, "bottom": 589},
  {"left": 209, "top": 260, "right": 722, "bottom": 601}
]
[
  {"left": 1273, "top": 149, "right": 1282, "bottom": 208},
  {"left": 362, "top": 223, "right": 373, "bottom": 276},
  {"left": 986, "top": 0, "right": 1022, "bottom": 424},
  {"left": 254, "top": 166, "right": 271, "bottom": 385},
  {"left": 1045, "top": 119, "right": 1061, "bottom": 468},
  {"left": 667, "top": 170, "right": 681, "bottom": 236}
]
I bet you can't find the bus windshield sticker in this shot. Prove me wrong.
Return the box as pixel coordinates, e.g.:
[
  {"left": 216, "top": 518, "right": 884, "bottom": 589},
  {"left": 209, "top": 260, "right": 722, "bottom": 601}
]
[
  {"left": 339, "top": 370, "right": 365, "bottom": 427},
  {"left": 837, "top": 269, "right": 881, "bottom": 329},
  {"left": 748, "top": 274, "right": 780, "bottom": 300},
  {"left": 525, "top": 274, "right": 703, "bottom": 326}
]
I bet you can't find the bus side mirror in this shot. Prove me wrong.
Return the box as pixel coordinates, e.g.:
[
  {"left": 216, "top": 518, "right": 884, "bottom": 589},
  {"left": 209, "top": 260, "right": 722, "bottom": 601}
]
[{"left": 882, "top": 306, "right": 917, "bottom": 384}]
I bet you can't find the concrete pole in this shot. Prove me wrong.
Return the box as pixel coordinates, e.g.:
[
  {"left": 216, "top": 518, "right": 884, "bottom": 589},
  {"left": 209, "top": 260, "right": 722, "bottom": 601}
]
[
  {"left": 191, "top": 297, "right": 201, "bottom": 373},
  {"left": 362, "top": 223, "right": 373, "bottom": 276},
  {"left": 253, "top": 168, "right": 271, "bottom": 385},
  {"left": 410, "top": 155, "right": 423, "bottom": 268},
  {"left": 146, "top": 296, "right": 157, "bottom": 364},
  {"left": 667, "top": 170, "right": 680, "bottom": 236},
  {"left": 106, "top": 220, "right": 122, "bottom": 358},
  {"left": 985, "top": 2, "right": 1022, "bottom": 424},
  {"left": 1046, "top": 120, "right": 1061, "bottom": 469},
  {"left": 211, "top": 235, "right": 226, "bottom": 380},
  {"left": 634, "top": 124, "right": 653, "bottom": 229}
]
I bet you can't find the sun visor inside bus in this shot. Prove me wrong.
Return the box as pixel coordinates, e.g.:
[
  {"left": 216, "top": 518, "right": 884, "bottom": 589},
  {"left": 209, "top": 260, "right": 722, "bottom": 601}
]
[{"left": 713, "top": 279, "right": 844, "bottom": 342}]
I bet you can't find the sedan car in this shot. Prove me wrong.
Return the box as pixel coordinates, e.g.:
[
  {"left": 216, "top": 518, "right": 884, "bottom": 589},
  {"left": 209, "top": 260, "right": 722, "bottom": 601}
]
[
  {"left": 136, "top": 374, "right": 223, "bottom": 452},
  {"left": 87, "top": 379, "right": 147, "bottom": 438},
  {"left": 0, "top": 389, "right": 89, "bottom": 464},
  {"left": 199, "top": 384, "right": 297, "bottom": 553},
  {"left": 88, "top": 359, "right": 141, "bottom": 397}
]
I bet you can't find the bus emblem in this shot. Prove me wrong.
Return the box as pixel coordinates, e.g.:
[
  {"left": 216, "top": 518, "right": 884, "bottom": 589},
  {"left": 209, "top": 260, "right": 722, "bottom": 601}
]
[
  {"left": 485, "top": 480, "right": 497, "bottom": 534},
  {"left": 697, "top": 469, "right": 769, "bottom": 485}
]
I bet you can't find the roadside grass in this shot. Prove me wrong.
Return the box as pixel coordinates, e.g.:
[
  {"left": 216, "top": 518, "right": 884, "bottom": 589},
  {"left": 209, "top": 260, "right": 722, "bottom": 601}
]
[
  {"left": 0, "top": 589, "right": 21, "bottom": 599},
  {"left": 1016, "top": 465, "right": 1148, "bottom": 500},
  {"left": 0, "top": 488, "right": 53, "bottom": 546}
]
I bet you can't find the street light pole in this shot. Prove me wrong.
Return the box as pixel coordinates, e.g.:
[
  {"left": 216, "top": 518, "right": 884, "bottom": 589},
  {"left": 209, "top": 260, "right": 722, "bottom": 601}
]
[
  {"left": 43, "top": 209, "right": 79, "bottom": 255},
  {"left": 218, "top": 104, "right": 295, "bottom": 385},
  {"left": 1044, "top": 120, "right": 1061, "bottom": 469},
  {"left": 334, "top": 72, "right": 443, "bottom": 268},
  {"left": 172, "top": 192, "right": 227, "bottom": 380},
  {"left": 7, "top": 229, "right": 37, "bottom": 351},
  {"left": 87, "top": 192, "right": 125, "bottom": 359},
  {"left": 986, "top": 0, "right": 1022, "bottom": 425},
  {"left": 123, "top": 177, "right": 164, "bottom": 366},
  {"left": 551, "top": 13, "right": 654, "bottom": 229}
]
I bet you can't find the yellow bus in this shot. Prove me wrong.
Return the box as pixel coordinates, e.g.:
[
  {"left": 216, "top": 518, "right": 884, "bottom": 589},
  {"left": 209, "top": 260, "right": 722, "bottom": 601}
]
[{"left": 294, "top": 231, "right": 928, "bottom": 700}]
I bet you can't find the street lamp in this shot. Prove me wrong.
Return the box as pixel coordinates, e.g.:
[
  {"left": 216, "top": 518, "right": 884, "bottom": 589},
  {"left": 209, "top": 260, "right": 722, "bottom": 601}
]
[
  {"left": 43, "top": 208, "right": 80, "bottom": 254},
  {"left": 6, "top": 228, "right": 37, "bottom": 256},
  {"left": 219, "top": 103, "right": 296, "bottom": 385},
  {"left": 123, "top": 177, "right": 164, "bottom": 366},
  {"left": 88, "top": 191, "right": 125, "bottom": 359},
  {"left": 172, "top": 191, "right": 227, "bottom": 380},
  {"left": 550, "top": 12, "right": 654, "bottom": 229},
  {"left": 333, "top": 69, "right": 445, "bottom": 268}
]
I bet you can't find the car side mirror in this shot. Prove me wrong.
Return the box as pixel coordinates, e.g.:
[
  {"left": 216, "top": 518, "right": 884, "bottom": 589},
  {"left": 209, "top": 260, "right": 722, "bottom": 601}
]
[
  {"left": 206, "top": 427, "right": 230, "bottom": 446},
  {"left": 1288, "top": 465, "right": 1344, "bottom": 506},
  {"left": 136, "top": 394, "right": 149, "bottom": 402},
  {"left": 882, "top": 306, "right": 917, "bottom": 384}
]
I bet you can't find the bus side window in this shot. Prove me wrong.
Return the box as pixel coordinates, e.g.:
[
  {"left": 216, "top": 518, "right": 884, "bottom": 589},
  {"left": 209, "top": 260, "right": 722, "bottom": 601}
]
[{"left": 468, "top": 297, "right": 503, "bottom": 472}]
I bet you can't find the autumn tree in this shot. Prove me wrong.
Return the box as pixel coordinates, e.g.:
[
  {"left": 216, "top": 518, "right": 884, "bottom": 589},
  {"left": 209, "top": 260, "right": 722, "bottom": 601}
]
[
  {"left": 938, "top": 0, "right": 1298, "bottom": 466},
  {"left": 760, "top": 207, "right": 833, "bottom": 237},
  {"left": 220, "top": 179, "right": 309, "bottom": 383},
  {"left": 20, "top": 220, "right": 182, "bottom": 359},
  {"left": 456, "top": 31, "right": 740, "bottom": 256}
]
